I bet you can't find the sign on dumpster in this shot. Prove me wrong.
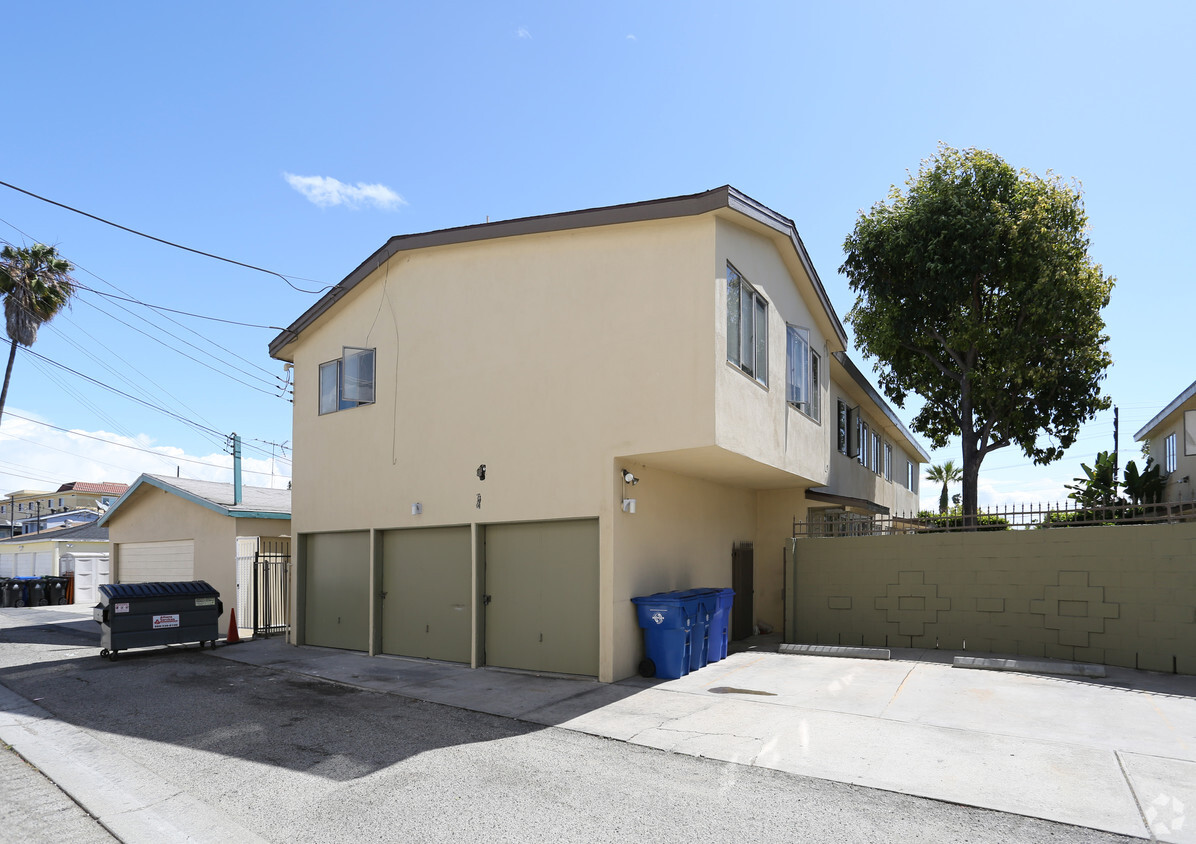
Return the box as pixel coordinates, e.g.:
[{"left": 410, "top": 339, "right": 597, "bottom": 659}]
[{"left": 152, "top": 614, "right": 180, "bottom": 629}]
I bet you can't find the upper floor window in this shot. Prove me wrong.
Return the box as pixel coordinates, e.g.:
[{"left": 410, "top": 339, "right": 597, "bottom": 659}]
[
  {"left": 884, "top": 443, "right": 893, "bottom": 481},
  {"left": 320, "top": 347, "right": 376, "bottom": 415},
  {"left": 836, "top": 401, "right": 849, "bottom": 454},
  {"left": 726, "top": 264, "right": 768, "bottom": 386},
  {"left": 905, "top": 460, "right": 917, "bottom": 492},
  {"left": 1165, "top": 432, "right": 1178, "bottom": 473}
]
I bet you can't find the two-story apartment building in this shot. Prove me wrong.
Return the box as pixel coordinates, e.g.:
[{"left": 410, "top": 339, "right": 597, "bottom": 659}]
[
  {"left": 269, "top": 186, "right": 928, "bottom": 682},
  {"left": 1135, "top": 378, "right": 1196, "bottom": 502}
]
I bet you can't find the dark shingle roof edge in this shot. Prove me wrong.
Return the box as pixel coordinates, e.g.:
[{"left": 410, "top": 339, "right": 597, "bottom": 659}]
[
  {"left": 268, "top": 186, "right": 848, "bottom": 358},
  {"left": 1134, "top": 378, "right": 1196, "bottom": 441}
]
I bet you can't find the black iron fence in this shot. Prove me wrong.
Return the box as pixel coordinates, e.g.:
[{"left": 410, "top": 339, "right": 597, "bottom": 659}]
[
  {"left": 253, "top": 540, "right": 290, "bottom": 637},
  {"left": 794, "top": 500, "right": 1196, "bottom": 538}
]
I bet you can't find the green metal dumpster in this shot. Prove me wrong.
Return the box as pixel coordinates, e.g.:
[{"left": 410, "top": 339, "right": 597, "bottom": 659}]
[{"left": 93, "top": 581, "right": 222, "bottom": 661}]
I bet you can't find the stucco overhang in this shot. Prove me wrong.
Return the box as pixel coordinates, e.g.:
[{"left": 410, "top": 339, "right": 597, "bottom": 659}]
[
  {"left": 1135, "top": 378, "right": 1196, "bottom": 441},
  {"left": 619, "top": 445, "right": 823, "bottom": 490},
  {"left": 804, "top": 489, "right": 890, "bottom": 515},
  {"left": 99, "top": 474, "right": 291, "bottom": 526},
  {"left": 268, "top": 186, "right": 849, "bottom": 360}
]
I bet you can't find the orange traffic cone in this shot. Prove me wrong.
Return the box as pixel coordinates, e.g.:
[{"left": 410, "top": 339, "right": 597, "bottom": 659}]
[{"left": 226, "top": 607, "right": 241, "bottom": 644}]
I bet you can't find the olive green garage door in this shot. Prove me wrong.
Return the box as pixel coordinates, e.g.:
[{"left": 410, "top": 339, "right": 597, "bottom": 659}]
[
  {"left": 380, "top": 526, "right": 472, "bottom": 663},
  {"left": 484, "top": 519, "right": 598, "bottom": 677},
  {"left": 303, "top": 532, "right": 370, "bottom": 651}
]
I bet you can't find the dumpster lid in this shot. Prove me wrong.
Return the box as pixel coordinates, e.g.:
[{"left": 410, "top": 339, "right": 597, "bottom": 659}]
[{"left": 99, "top": 581, "right": 220, "bottom": 600}]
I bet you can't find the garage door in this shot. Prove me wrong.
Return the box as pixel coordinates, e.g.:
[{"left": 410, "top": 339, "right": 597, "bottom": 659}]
[
  {"left": 380, "top": 526, "right": 471, "bottom": 663},
  {"left": 484, "top": 519, "right": 598, "bottom": 676},
  {"left": 304, "top": 532, "right": 369, "bottom": 651},
  {"left": 118, "top": 540, "right": 194, "bottom": 582}
]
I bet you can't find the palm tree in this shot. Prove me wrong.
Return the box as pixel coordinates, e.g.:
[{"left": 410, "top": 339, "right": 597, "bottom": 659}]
[
  {"left": 925, "top": 459, "right": 963, "bottom": 514},
  {"left": 0, "top": 244, "right": 76, "bottom": 422}
]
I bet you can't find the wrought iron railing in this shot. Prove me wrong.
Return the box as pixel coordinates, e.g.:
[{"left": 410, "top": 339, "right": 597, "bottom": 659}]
[{"left": 793, "top": 500, "right": 1196, "bottom": 537}]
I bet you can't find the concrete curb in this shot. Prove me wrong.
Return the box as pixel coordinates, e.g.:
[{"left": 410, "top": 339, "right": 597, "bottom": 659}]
[
  {"left": 779, "top": 643, "right": 891, "bottom": 660},
  {"left": 0, "top": 684, "right": 269, "bottom": 844},
  {"left": 953, "top": 656, "right": 1107, "bottom": 678}
]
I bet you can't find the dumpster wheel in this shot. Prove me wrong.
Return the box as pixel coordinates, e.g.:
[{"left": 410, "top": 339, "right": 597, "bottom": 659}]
[
  {"left": 99, "top": 649, "right": 118, "bottom": 661},
  {"left": 99, "top": 649, "right": 108, "bottom": 659},
  {"left": 638, "top": 658, "right": 656, "bottom": 678}
]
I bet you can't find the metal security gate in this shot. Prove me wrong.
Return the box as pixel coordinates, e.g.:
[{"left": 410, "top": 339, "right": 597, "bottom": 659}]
[{"left": 253, "top": 540, "right": 290, "bottom": 637}]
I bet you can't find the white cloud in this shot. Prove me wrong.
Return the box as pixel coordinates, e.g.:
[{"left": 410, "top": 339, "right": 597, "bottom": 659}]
[
  {"left": 516, "top": 26, "right": 532, "bottom": 39},
  {"left": 626, "top": 34, "right": 636, "bottom": 40},
  {"left": 283, "top": 173, "right": 406, "bottom": 210},
  {"left": 0, "top": 412, "right": 291, "bottom": 494}
]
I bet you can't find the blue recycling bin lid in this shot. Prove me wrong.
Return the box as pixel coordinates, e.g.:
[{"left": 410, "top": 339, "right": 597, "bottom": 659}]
[{"left": 631, "top": 592, "right": 693, "bottom": 629}]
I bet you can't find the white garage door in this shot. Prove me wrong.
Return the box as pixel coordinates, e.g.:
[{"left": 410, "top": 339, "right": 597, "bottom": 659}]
[{"left": 118, "top": 540, "right": 195, "bottom": 583}]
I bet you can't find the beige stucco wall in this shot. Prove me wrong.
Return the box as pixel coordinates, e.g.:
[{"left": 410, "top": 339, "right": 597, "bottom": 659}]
[
  {"left": 790, "top": 522, "right": 1196, "bottom": 674},
  {"left": 713, "top": 218, "right": 831, "bottom": 486},
  {"left": 609, "top": 462, "right": 755, "bottom": 680},
  {"left": 277, "top": 208, "right": 926, "bottom": 681},
  {"left": 107, "top": 486, "right": 290, "bottom": 630},
  {"left": 1142, "top": 401, "right": 1196, "bottom": 503}
]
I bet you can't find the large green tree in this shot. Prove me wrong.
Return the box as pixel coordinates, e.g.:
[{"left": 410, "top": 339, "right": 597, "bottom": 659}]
[
  {"left": 841, "top": 146, "right": 1113, "bottom": 523},
  {"left": 0, "top": 243, "right": 77, "bottom": 422}
]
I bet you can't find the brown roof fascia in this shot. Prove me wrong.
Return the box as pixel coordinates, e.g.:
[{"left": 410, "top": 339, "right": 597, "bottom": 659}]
[{"left": 269, "top": 185, "right": 848, "bottom": 359}]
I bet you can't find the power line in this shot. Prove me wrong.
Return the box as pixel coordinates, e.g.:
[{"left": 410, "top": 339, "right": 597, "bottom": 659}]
[
  {"left": 0, "top": 413, "right": 289, "bottom": 478},
  {"left": 72, "top": 282, "right": 288, "bottom": 330},
  {"left": 19, "top": 348, "right": 228, "bottom": 439},
  {"left": 0, "top": 179, "right": 331, "bottom": 294}
]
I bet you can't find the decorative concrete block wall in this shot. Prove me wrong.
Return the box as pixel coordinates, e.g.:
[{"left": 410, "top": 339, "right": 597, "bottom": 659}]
[{"left": 788, "top": 522, "right": 1196, "bottom": 674}]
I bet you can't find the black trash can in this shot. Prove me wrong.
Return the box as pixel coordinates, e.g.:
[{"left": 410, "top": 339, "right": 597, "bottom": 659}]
[
  {"left": 93, "top": 581, "right": 223, "bottom": 660},
  {"left": 16, "top": 577, "right": 47, "bottom": 607},
  {"left": 0, "top": 579, "right": 21, "bottom": 608},
  {"left": 43, "top": 576, "right": 68, "bottom": 605}
]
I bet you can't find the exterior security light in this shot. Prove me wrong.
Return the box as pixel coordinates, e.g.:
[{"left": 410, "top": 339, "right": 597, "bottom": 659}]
[{"left": 622, "top": 470, "right": 639, "bottom": 485}]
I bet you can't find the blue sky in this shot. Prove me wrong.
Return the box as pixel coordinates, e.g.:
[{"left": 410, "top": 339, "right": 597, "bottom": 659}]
[{"left": 1, "top": 1, "right": 1192, "bottom": 509}]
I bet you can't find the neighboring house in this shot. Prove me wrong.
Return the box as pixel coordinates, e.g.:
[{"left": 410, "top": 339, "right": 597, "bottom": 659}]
[
  {"left": 15, "top": 508, "right": 102, "bottom": 535},
  {"left": 2, "top": 481, "right": 129, "bottom": 537},
  {"left": 0, "top": 521, "right": 111, "bottom": 603},
  {"left": 98, "top": 475, "right": 291, "bottom": 632},
  {"left": 268, "top": 185, "right": 929, "bottom": 683},
  {"left": 1134, "top": 378, "right": 1196, "bottom": 502}
]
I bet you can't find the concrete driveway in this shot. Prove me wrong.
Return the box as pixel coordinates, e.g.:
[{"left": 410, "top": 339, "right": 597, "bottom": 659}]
[{"left": 212, "top": 636, "right": 1195, "bottom": 842}]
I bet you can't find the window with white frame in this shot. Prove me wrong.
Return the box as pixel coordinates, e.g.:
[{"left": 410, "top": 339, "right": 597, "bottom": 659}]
[
  {"left": 905, "top": 460, "right": 917, "bottom": 491},
  {"left": 884, "top": 443, "right": 893, "bottom": 481},
  {"left": 726, "top": 264, "right": 768, "bottom": 386},
  {"left": 320, "top": 347, "right": 376, "bottom": 415},
  {"left": 836, "top": 401, "right": 849, "bottom": 454},
  {"left": 809, "top": 350, "right": 821, "bottom": 422},
  {"left": 1165, "top": 432, "right": 1178, "bottom": 473},
  {"left": 871, "top": 432, "right": 881, "bottom": 473},
  {"left": 858, "top": 419, "right": 868, "bottom": 466}
]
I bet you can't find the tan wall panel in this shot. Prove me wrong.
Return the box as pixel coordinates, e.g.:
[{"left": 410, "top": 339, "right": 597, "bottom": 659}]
[
  {"left": 485, "top": 519, "right": 598, "bottom": 676},
  {"left": 380, "top": 526, "right": 471, "bottom": 662},
  {"left": 304, "top": 531, "right": 370, "bottom": 651},
  {"left": 116, "top": 541, "right": 195, "bottom": 582},
  {"left": 791, "top": 522, "right": 1196, "bottom": 674}
]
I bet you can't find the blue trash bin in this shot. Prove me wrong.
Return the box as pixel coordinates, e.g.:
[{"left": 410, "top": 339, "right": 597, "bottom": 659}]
[
  {"left": 704, "top": 588, "right": 735, "bottom": 662},
  {"left": 631, "top": 592, "right": 694, "bottom": 679},
  {"left": 673, "top": 589, "right": 716, "bottom": 672},
  {"left": 15, "top": 577, "right": 46, "bottom": 607}
]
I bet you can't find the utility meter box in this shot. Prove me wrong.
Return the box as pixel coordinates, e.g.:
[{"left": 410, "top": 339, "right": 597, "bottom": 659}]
[{"left": 94, "top": 581, "right": 223, "bottom": 660}]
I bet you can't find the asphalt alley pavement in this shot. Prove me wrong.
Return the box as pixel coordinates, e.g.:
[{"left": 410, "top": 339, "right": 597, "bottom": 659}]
[
  {"left": 1, "top": 605, "right": 1192, "bottom": 842},
  {"left": 211, "top": 635, "right": 1196, "bottom": 843}
]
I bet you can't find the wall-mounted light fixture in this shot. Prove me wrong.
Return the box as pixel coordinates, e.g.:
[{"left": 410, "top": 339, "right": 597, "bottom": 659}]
[
  {"left": 621, "top": 498, "right": 637, "bottom": 514},
  {"left": 477, "top": 464, "right": 486, "bottom": 481},
  {"left": 621, "top": 469, "right": 639, "bottom": 485},
  {"left": 411, "top": 502, "right": 422, "bottom": 515}
]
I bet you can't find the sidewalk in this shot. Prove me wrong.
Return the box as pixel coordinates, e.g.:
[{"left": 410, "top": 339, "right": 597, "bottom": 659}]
[{"left": 213, "top": 636, "right": 1196, "bottom": 843}]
